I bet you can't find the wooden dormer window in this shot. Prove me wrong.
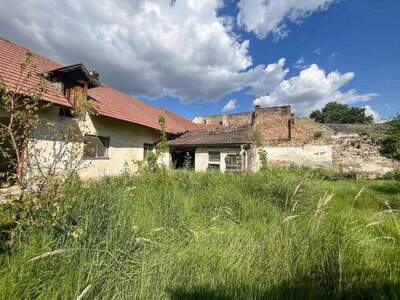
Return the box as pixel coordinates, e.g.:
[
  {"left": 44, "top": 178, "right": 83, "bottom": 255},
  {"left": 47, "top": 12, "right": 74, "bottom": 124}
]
[{"left": 47, "top": 63, "right": 100, "bottom": 107}]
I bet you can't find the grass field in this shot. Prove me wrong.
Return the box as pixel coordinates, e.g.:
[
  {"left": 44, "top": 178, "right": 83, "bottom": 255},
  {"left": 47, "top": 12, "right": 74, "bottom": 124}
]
[{"left": 0, "top": 168, "right": 399, "bottom": 299}]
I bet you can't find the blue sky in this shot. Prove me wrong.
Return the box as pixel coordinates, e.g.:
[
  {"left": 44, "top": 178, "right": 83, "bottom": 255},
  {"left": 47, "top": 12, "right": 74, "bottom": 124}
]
[
  {"left": 0, "top": 0, "right": 399, "bottom": 121},
  {"left": 148, "top": 0, "right": 400, "bottom": 120}
]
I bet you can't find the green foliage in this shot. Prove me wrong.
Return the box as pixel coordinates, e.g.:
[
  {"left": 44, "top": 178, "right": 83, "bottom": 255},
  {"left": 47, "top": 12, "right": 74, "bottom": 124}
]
[
  {"left": 1, "top": 169, "right": 399, "bottom": 299},
  {"left": 380, "top": 118, "right": 400, "bottom": 160},
  {"left": 251, "top": 129, "right": 262, "bottom": 146},
  {"left": 183, "top": 151, "right": 193, "bottom": 169},
  {"left": 310, "top": 102, "right": 374, "bottom": 124},
  {"left": 380, "top": 168, "right": 400, "bottom": 180},
  {"left": 157, "top": 115, "right": 168, "bottom": 155},
  {"left": 313, "top": 131, "right": 323, "bottom": 140},
  {"left": 258, "top": 148, "right": 268, "bottom": 170}
]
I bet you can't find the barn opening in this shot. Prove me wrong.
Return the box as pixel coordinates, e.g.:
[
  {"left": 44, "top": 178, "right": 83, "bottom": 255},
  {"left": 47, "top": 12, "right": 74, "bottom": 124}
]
[{"left": 171, "top": 148, "right": 195, "bottom": 169}]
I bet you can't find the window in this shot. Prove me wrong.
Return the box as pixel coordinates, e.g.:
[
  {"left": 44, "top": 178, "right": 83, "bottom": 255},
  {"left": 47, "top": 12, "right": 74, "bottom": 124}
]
[
  {"left": 143, "top": 143, "right": 154, "bottom": 160},
  {"left": 83, "top": 135, "right": 109, "bottom": 159},
  {"left": 207, "top": 164, "right": 220, "bottom": 171},
  {"left": 208, "top": 151, "right": 220, "bottom": 163},
  {"left": 59, "top": 107, "right": 74, "bottom": 118},
  {"left": 225, "top": 154, "right": 242, "bottom": 172}
]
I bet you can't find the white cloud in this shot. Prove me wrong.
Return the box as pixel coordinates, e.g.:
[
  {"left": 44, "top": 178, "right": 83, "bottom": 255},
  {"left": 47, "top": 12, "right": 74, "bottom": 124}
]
[
  {"left": 253, "top": 64, "right": 378, "bottom": 115},
  {"left": 0, "top": 0, "right": 377, "bottom": 114},
  {"left": 237, "top": 0, "right": 336, "bottom": 39},
  {"left": 293, "top": 57, "right": 307, "bottom": 69},
  {"left": 314, "top": 47, "right": 324, "bottom": 55},
  {"left": 364, "top": 105, "right": 384, "bottom": 123},
  {"left": 222, "top": 99, "right": 238, "bottom": 112},
  {"left": 0, "top": 0, "right": 287, "bottom": 101}
]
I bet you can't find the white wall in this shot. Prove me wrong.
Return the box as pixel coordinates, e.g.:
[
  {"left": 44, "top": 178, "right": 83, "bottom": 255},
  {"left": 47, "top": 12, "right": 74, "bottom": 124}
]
[
  {"left": 31, "top": 106, "right": 161, "bottom": 179},
  {"left": 194, "top": 147, "right": 241, "bottom": 172},
  {"left": 256, "top": 145, "right": 333, "bottom": 170}
]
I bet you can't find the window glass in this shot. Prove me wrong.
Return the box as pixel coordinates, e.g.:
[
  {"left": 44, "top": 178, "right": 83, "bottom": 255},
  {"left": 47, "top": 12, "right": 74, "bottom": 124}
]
[
  {"left": 97, "top": 137, "right": 109, "bottom": 157},
  {"left": 59, "top": 107, "right": 74, "bottom": 118},
  {"left": 207, "top": 164, "right": 220, "bottom": 171},
  {"left": 83, "top": 135, "right": 109, "bottom": 158},
  {"left": 143, "top": 143, "right": 154, "bottom": 160},
  {"left": 225, "top": 154, "right": 241, "bottom": 172},
  {"left": 208, "top": 151, "right": 220, "bottom": 162}
]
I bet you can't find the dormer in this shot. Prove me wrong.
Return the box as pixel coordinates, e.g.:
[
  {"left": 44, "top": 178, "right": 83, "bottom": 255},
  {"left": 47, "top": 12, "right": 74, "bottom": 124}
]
[{"left": 47, "top": 64, "right": 100, "bottom": 107}]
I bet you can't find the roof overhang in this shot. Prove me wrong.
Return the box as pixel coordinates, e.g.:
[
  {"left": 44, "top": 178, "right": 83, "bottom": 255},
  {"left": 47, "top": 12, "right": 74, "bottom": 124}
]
[{"left": 46, "top": 63, "right": 100, "bottom": 88}]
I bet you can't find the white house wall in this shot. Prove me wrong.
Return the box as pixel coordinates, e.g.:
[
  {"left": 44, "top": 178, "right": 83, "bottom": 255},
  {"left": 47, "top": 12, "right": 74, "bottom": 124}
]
[
  {"left": 31, "top": 106, "right": 160, "bottom": 179},
  {"left": 194, "top": 147, "right": 241, "bottom": 172}
]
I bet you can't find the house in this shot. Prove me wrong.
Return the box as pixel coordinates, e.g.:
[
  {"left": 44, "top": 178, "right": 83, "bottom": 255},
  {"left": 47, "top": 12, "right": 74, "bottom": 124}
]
[
  {"left": 0, "top": 37, "right": 397, "bottom": 180},
  {"left": 0, "top": 37, "right": 199, "bottom": 180}
]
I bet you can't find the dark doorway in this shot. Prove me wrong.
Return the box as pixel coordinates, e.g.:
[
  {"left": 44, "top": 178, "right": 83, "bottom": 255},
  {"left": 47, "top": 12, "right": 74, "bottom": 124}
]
[
  {"left": 171, "top": 149, "right": 195, "bottom": 169},
  {"left": 0, "top": 130, "right": 17, "bottom": 186}
]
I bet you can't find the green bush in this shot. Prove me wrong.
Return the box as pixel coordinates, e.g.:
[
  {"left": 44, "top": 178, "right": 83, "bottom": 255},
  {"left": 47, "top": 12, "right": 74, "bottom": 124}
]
[
  {"left": 380, "top": 119, "right": 400, "bottom": 160},
  {"left": 381, "top": 168, "right": 400, "bottom": 180}
]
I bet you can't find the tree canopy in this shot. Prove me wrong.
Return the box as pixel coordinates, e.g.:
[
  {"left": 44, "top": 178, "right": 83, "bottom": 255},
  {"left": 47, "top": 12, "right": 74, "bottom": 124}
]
[{"left": 310, "top": 102, "right": 374, "bottom": 124}]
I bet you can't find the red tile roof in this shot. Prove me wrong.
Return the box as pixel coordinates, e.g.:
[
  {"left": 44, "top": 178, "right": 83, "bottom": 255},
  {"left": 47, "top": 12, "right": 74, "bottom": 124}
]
[{"left": 0, "top": 37, "right": 199, "bottom": 134}]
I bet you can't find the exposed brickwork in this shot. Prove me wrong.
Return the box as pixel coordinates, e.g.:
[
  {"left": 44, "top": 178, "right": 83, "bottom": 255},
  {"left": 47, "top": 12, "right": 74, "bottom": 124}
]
[
  {"left": 290, "top": 118, "right": 333, "bottom": 145},
  {"left": 193, "top": 112, "right": 253, "bottom": 127},
  {"left": 193, "top": 106, "right": 333, "bottom": 146},
  {"left": 253, "top": 106, "right": 292, "bottom": 143}
]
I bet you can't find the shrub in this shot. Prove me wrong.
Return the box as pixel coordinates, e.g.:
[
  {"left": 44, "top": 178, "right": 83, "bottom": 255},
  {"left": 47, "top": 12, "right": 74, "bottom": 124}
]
[
  {"left": 380, "top": 119, "right": 400, "bottom": 160},
  {"left": 313, "top": 131, "right": 323, "bottom": 140},
  {"left": 380, "top": 168, "right": 400, "bottom": 180}
]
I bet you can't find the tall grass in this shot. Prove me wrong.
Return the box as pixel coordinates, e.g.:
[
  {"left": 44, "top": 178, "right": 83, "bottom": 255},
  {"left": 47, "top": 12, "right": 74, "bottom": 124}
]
[{"left": 0, "top": 169, "right": 399, "bottom": 299}]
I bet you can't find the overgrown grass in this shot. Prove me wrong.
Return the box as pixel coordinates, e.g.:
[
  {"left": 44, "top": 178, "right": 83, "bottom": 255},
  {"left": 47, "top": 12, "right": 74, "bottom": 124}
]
[{"left": 0, "top": 168, "right": 399, "bottom": 299}]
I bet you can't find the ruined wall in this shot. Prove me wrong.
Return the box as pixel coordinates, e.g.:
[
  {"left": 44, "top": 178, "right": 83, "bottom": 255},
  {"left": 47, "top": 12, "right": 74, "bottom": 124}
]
[
  {"left": 193, "top": 112, "right": 252, "bottom": 127},
  {"left": 254, "top": 106, "right": 292, "bottom": 142},
  {"left": 248, "top": 145, "right": 333, "bottom": 172},
  {"left": 291, "top": 118, "right": 333, "bottom": 145},
  {"left": 332, "top": 135, "right": 399, "bottom": 178}
]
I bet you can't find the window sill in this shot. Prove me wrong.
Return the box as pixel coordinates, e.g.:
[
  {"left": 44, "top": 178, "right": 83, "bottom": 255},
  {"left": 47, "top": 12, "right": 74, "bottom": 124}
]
[{"left": 82, "top": 157, "right": 110, "bottom": 160}]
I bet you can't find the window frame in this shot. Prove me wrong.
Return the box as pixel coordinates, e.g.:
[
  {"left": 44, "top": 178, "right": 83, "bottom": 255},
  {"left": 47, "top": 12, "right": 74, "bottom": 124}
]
[
  {"left": 207, "top": 163, "right": 220, "bottom": 171},
  {"left": 143, "top": 143, "right": 155, "bottom": 160},
  {"left": 83, "top": 134, "right": 110, "bottom": 160},
  {"left": 225, "top": 153, "right": 242, "bottom": 172}
]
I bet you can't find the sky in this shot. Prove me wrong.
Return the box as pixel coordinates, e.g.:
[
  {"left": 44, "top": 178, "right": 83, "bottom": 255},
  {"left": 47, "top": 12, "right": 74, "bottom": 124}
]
[{"left": 0, "top": 0, "right": 399, "bottom": 121}]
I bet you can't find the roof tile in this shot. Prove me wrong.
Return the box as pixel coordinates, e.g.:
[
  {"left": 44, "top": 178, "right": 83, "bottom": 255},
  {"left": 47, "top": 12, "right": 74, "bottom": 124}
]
[{"left": 0, "top": 37, "right": 199, "bottom": 134}]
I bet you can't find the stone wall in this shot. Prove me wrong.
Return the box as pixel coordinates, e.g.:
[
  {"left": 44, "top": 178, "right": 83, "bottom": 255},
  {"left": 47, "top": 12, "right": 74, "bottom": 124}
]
[{"left": 332, "top": 135, "right": 399, "bottom": 178}]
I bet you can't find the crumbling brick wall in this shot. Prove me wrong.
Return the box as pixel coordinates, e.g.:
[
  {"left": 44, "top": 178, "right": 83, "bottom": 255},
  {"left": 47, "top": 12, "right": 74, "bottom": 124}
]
[
  {"left": 253, "top": 106, "right": 292, "bottom": 143},
  {"left": 193, "top": 112, "right": 253, "bottom": 127},
  {"left": 290, "top": 118, "right": 333, "bottom": 145}
]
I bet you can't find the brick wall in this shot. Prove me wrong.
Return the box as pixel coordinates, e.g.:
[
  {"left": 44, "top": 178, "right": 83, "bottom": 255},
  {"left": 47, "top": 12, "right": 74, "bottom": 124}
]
[
  {"left": 290, "top": 118, "right": 333, "bottom": 145},
  {"left": 193, "top": 112, "right": 253, "bottom": 127},
  {"left": 253, "top": 106, "right": 292, "bottom": 142}
]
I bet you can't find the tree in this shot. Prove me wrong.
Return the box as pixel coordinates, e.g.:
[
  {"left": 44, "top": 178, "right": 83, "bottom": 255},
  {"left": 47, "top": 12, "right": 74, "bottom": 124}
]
[
  {"left": 310, "top": 102, "right": 373, "bottom": 124},
  {"left": 380, "top": 115, "right": 400, "bottom": 160},
  {"left": 0, "top": 52, "right": 89, "bottom": 222}
]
